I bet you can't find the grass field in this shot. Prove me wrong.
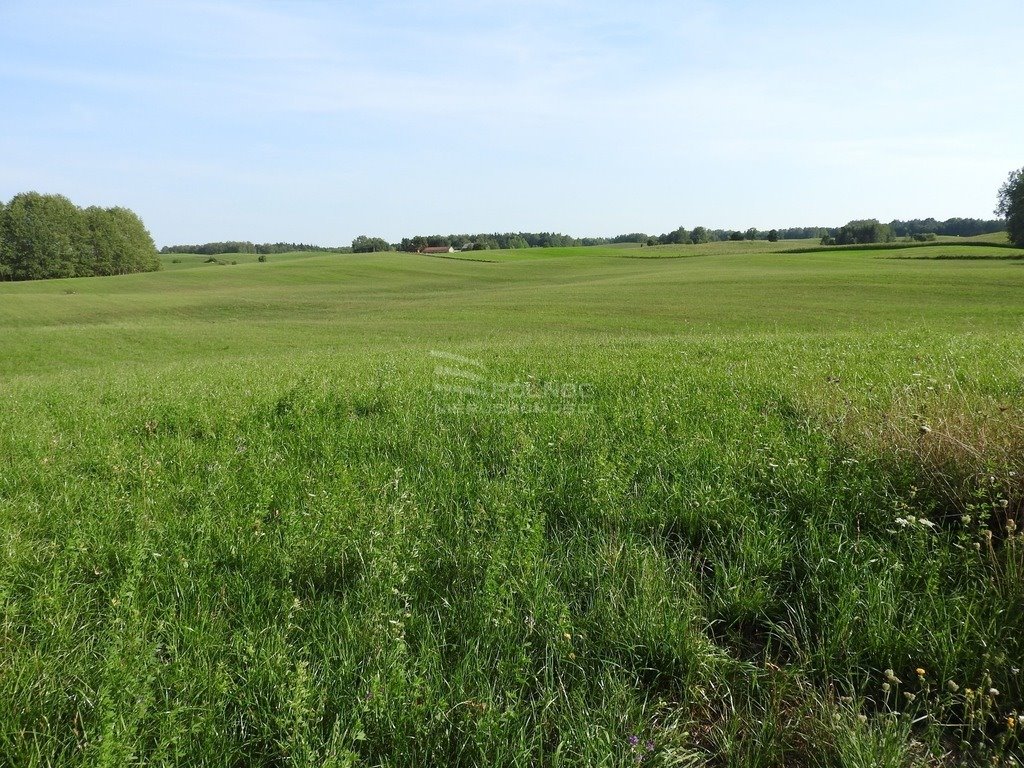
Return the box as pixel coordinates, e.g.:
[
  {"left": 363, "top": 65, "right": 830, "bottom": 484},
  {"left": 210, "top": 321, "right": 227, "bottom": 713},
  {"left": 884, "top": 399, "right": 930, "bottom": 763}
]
[{"left": 2, "top": 240, "right": 1023, "bottom": 766}]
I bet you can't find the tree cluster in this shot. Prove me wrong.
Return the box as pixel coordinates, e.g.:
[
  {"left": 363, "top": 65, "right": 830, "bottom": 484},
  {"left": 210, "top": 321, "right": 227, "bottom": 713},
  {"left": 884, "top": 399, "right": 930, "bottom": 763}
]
[
  {"left": 821, "top": 219, "right": 895, "bottom": 246},
  {"left": 0, "top": 192, "right": 160, "bottom": 281},
  {"left": 351, "top": 235, "right": 392, "bottom": 253}
]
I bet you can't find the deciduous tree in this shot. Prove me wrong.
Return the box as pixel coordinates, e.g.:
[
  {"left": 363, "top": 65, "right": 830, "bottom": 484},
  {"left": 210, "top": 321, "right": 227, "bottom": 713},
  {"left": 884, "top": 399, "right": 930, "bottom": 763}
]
[{"left": 996, "top": 167, "right": 1024, "bottom": 246}]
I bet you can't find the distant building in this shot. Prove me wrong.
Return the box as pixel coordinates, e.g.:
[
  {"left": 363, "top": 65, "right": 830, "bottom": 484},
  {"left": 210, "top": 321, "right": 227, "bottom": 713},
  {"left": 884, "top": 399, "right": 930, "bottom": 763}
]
[{"left": 422, "top": 246, "right": 455, "bottom": 254}]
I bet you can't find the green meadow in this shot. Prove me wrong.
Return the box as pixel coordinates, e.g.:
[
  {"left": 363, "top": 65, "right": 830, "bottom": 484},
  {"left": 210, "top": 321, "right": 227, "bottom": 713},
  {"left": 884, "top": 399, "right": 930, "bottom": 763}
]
[{"left": 2, "top": 240, "right": 1023, "bottom": 766}]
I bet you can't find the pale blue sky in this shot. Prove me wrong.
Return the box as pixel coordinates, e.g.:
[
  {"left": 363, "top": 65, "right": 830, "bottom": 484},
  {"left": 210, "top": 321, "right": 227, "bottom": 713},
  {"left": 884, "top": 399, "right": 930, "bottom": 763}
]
[{"left": 1, "top": 1, "right": 1022, "bottom": 246}]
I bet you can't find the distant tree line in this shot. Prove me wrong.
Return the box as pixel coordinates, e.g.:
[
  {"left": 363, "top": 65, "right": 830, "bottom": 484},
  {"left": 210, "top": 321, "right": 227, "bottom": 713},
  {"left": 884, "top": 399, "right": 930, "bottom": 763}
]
[
  {"left": 636, "top": 217, "right": 1004, "bottom": 248},
  {"left": 631, "top": 226, "right": 795, "bottom": 245},
  {"left": 160, "top": 241, "right": 349, "bottom": 255},
  {"left": 164, "top": 214, "right": 1010, "bottom": 262},
  {"left": 0, "top": 192, "right": 159, "bottom": 281},
  {"left": 391, "top": 232, "right": 585, "bottom": 252},
  {"left": 814, "top": 217, "right": 1005, "bottom": 246},
  {"left": 887, "top": 217, "right": 1005, "bottom": 238}
]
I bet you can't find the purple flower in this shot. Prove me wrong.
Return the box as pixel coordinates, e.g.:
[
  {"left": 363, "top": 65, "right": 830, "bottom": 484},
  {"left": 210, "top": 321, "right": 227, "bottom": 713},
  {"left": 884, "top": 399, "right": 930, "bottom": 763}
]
[
  {"left": 628, "top": 735, "right": 640, "bottom": 747},
  {"left": 646, "top": 740, "right": 655, "bottom": 752}
]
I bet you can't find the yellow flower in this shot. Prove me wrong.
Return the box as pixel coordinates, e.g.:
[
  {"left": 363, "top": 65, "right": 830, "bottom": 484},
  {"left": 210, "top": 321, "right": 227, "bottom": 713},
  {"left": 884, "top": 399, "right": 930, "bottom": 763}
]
[{"left": 916, "top": 668, "right": 926, "bottom": 677}]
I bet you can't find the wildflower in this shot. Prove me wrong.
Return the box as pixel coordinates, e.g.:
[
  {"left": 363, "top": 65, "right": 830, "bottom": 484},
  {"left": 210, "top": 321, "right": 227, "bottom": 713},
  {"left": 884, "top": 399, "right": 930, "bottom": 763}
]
[
  {"left": 885, "top": 669, "right": 902, "bottom": 684},
  {"left": 1007, "top": 520, "right": 1017, "bottom": 535},
  {"left": 962, "top": 515, "right": 972, "bottom": 525},
  {"left": 857, "top": 714, "right": 868, "bottom": 723},
  {"left": 916, "top": 668, "right": 926, "bottom": 678},
  {"left": 882, "top": 683, "right": 891, "bottom": 693},
  {"left": 563, "top": 632, "right": 572, "bottom": 641},
  {"left": 628, "top": 735, "right": 639, "bottom": 747},
  {"left": 646, "top": 740, "right": 655, "bottom": 752},
  {"left": 989, "top": 688, "right": 1000, "bottom": 697},
  {"left": 906, "top": 515, "right": 917, "bottom": 525},
  {"left": 947, "top": 680, "right": 960, "bottom": 693},
  {"left": 1009, "top": 717, "right": 1017, "bottom": 730},
  {"left": 903, "top": 692, "right": 916, "bottom": 702}
]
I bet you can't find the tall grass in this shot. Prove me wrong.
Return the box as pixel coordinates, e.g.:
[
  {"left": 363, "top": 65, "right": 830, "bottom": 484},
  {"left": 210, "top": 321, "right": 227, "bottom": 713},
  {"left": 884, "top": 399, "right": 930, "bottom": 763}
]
[{"left": 1, "top": 331, "right": 1021, "bottom": 766}]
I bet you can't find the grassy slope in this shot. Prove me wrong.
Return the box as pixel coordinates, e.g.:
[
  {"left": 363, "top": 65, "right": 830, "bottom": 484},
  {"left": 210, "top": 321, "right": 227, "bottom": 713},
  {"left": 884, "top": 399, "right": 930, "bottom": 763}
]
[
  {"left": 1, "top": 240, "right": 1023, "bottom": 766},
  {"left": 2, "top": 242, "right": 1022, "bottom": 377}
]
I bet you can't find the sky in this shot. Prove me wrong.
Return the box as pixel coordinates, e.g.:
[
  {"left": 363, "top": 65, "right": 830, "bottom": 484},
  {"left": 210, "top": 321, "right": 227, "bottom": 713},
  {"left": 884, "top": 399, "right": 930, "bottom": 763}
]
[{"left": 1, "top": 1, "right": 1022, "bottom": 247}]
